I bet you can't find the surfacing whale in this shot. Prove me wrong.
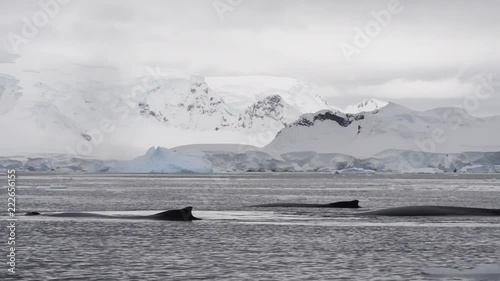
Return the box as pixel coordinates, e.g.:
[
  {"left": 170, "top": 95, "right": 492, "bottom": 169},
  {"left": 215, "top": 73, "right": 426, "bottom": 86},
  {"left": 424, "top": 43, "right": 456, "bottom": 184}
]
[
  {"left": 25, "top": 206, "right": 201, "bottom": 221},
  {"left": 360, "top": 206, "right": 500, "bottom": 216},
  {"left": 251, "top": 200, "right": 360, "bottom": 208}
]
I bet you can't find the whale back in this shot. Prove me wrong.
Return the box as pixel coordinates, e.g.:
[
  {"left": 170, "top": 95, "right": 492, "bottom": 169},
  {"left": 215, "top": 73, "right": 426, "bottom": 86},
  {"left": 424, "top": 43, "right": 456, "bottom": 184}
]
[
  {"left": 327, "top": 200, "right": 360, "bottom": 208},
  {"left": 251, "top": 200, "right": 361, "bottom": 208},
  {"left": 149, "top": 207, "right": 201, "bottom": 221},
  {"left": 24, "top": 207, "right": 202, "bottom": 221}
]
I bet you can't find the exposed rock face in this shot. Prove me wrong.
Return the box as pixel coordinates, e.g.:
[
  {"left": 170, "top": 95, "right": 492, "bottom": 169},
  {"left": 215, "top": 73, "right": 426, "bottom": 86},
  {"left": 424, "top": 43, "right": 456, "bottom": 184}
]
[{"left": 238, "top": 94, "right": 303, "bottom": 131}]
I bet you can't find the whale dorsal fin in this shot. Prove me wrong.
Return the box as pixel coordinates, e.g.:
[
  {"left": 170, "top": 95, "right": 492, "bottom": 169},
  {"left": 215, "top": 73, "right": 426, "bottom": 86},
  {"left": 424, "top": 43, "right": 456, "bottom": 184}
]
[{"left": 151, "top": 207, "right": 200, "bottom": 221}]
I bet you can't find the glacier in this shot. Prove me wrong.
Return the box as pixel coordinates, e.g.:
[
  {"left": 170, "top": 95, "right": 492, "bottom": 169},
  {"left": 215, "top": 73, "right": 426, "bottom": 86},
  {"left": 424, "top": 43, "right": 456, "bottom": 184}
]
[{"left": 1, "top": 147, "right": 499, "bottom": 174}]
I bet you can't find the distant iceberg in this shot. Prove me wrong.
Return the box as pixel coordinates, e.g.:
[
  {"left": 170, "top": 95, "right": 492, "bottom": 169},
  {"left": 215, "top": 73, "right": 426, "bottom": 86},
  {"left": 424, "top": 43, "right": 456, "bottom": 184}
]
[{"left": 109, "top": 146, "right": 213, "bottom": 173}]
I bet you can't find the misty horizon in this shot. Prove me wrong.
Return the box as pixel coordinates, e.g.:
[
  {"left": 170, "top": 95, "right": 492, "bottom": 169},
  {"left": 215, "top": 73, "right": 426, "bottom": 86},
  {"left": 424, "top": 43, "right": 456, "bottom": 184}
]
[{"left": 1, "top": 0, "right": 500, "bottom": 115}]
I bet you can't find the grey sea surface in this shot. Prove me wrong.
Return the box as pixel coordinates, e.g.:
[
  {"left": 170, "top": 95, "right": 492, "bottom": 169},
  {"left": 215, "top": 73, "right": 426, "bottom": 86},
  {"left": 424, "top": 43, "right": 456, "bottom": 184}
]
[{"left": 1, "top": 173, "right": 500, "bottom": 280}]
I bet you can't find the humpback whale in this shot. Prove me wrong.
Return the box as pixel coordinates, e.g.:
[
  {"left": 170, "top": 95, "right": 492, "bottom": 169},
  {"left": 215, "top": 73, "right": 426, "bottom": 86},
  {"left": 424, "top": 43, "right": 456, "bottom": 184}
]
[
  {"left": 360, "top": 206, "right": 500, "bottom": 216},
  {"left": 251, "top": 200, "right": 360, "bottom": 208},
  {"left": 24, "top": 207, "right": 201, "bottom": 221}
]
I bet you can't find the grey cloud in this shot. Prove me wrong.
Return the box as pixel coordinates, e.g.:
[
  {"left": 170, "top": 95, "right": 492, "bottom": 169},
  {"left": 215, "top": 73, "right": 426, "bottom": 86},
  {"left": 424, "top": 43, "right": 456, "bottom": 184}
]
[{"left": 0, "top": 0, "right": 499, "bottom": 115}]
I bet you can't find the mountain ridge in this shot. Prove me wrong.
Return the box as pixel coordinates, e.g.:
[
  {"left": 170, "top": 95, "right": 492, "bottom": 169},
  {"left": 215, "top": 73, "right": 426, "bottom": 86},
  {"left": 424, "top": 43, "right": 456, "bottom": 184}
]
[
  {"left": 1, "top": 71, "right": 498, "bottom": 161},
  {"left": 266, "top": 102, "right": 500, "bottom": 158}
]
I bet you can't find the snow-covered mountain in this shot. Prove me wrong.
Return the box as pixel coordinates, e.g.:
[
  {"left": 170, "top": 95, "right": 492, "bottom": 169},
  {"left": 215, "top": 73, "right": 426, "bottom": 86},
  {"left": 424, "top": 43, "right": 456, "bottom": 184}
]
[
  {"left": 266, "top": 102, "right": 500, "bottom": 158},
  {"left": 205, "top": 75, "right": 340, "bottom": 137},
  {"left": 0, "top": 72, "right": 338, "bottom": 157},
  {"left": 1, "top": 68, "right": 498, "bottom": 167},
  {"left": 238, "top": 94, "right": 302, "bottom": 132},
  {"left": 137, "top": 75, "right": 236, "bottom": 131},
  {"left": 344, "top": 98, "right": 388, "bottom": 114},
  {"left": 206, "top": 76, "right": 338, "bottom": 114},
  {"left": 0, "top": 72, "right": 243, "bottom": 157}
]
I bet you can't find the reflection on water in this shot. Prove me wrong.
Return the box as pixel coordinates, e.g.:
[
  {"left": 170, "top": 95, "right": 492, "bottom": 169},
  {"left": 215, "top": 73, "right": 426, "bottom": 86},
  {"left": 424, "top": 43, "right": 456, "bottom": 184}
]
[{"left": 1, "top": 173, "right": 500, "bottom": 280}]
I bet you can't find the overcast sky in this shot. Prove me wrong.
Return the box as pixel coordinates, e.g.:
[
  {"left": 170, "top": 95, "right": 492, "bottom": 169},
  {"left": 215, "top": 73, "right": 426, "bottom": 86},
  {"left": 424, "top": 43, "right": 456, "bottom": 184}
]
[{"left": 1, "top": 0, "right": 499, "bottom": 115}]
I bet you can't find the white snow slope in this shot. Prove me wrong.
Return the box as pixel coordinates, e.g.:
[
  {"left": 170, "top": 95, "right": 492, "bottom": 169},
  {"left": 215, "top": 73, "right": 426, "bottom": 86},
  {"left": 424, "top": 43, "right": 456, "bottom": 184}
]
[
  {"left": 266, "top": 102, "right": 500, "bottom": 158},
  {"left": 344, "top": 98, "right": 388, "bottom": 114},
  {"left": 206, "top": 76, "right": 337, "bottom": 114},
  {"left": 0, "top": 73, "right": 336, "bottom": 158}
]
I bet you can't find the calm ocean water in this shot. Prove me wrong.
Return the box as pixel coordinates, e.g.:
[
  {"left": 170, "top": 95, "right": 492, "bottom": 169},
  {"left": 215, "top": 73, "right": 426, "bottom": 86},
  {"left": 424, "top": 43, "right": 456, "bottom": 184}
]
[{"left": 1, "top": 173, "right": 500, "bottom": 280}]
